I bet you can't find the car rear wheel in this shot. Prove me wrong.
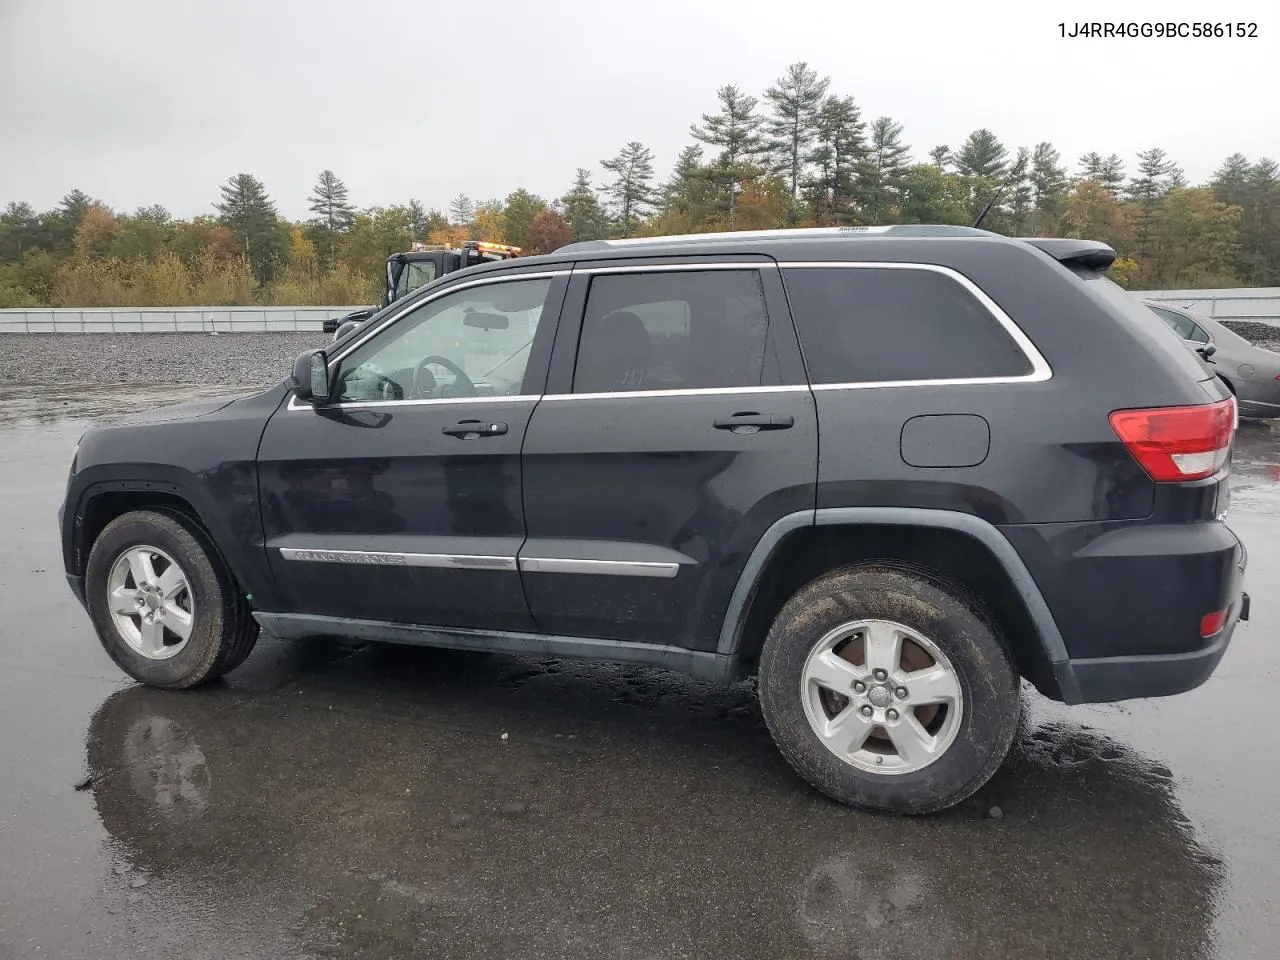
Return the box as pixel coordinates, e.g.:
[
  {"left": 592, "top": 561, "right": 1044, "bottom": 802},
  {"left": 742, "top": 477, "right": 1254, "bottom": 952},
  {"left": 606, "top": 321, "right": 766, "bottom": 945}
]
[
  {"left": 758, "top": 564, "right": 1019, "bottom": 814},
  {"left": 85, "top": 509, "right": 258, "bottom": 689}
]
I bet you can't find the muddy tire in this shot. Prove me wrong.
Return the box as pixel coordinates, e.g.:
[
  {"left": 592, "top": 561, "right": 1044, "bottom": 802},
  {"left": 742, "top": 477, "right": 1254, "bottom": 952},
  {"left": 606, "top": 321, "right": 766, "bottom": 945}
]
[
  {"left": 758, "top": 564, "right": 1019, "bottom": 814},
  {"left": 85, "top": 509, "right": 259, "bottom": 689}
]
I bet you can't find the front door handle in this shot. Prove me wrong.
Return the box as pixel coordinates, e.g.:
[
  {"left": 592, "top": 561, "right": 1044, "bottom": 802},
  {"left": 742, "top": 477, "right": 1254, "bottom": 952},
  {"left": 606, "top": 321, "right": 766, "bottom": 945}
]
[
  {"left": 442, "top": 419, "right": 508, "bottom": 438},
  {"left": 713, "top": 412, "right": 795, "bottom": 434}
]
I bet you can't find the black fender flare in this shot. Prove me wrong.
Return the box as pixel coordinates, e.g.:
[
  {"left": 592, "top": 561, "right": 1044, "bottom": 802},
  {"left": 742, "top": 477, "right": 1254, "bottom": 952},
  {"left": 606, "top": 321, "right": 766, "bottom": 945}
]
[
  {"left": 64, "top": 465, "right": 277, "bottom": 609},
  {"left": 715, "top": 507, "right": 1080, "bottom": 703}
]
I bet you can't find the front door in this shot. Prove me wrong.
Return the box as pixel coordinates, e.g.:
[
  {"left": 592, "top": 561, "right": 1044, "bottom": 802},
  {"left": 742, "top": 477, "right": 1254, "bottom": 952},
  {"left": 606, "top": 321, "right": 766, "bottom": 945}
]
[
  {"left": 519, "top": 261, "right": 818, "bottom": 650},
  {"left": 258, "top": 271, "right": 567, "bottom": 630}
]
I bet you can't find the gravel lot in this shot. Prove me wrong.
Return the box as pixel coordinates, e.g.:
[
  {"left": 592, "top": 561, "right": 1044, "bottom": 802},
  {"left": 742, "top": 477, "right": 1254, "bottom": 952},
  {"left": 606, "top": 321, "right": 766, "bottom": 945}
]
[
  {"left": 0, "top": 332, "right": 327, "bottom": 388},
  {"left": 0, "top": 323, "right": 1277, "bottom": 389},
  {"left": 1223, "top": 321, "right": 1280, "bottom": 353}
]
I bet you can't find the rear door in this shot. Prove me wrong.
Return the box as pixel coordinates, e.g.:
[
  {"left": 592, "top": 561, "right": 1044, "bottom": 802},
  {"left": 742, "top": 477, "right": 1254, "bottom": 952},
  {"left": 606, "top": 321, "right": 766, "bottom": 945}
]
[
  {"left": 257, "top": 269, "right": 567, "bottom": 630},
  {"left": 518, "top": 258, "right": 818, "bottom": 650}
]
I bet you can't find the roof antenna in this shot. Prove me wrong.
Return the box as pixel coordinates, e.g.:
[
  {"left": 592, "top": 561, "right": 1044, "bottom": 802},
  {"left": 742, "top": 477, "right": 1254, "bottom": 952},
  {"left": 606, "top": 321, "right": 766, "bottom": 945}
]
[{"left": 970, "top": 153, "right": 1029, "bottom": 229}]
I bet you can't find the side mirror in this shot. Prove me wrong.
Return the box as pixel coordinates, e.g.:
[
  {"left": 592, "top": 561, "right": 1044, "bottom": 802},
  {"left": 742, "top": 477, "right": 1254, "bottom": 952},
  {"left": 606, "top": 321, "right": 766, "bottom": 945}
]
[
  {"left": 1196, "top": 343, "right": 1217, "bottom": 360},
  {"left": 291, "top": 349, "right": 331, "bottom": 404}
]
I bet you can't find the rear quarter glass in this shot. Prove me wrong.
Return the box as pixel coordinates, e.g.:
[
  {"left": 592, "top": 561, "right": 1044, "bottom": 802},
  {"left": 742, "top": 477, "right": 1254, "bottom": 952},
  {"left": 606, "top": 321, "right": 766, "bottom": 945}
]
[{"left": 1075, "top": 270, "right": 1216, "bottom": 386}]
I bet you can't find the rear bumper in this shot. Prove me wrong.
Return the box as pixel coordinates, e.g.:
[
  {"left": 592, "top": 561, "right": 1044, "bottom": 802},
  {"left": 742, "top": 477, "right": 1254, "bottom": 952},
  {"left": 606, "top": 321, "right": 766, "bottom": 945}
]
[
  {"left": 1066, "top": 590, "right": 1248, "bottom": 702},
  {"left": 1003, "top": 517, "right": 1247, "bottom": 704}
]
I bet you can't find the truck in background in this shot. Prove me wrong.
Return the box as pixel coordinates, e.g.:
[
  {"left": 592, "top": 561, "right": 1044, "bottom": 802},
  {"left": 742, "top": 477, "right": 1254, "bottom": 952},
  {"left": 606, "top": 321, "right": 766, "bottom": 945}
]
[{"left": 322, "top": 240, "right": 521, "bottom": 338}]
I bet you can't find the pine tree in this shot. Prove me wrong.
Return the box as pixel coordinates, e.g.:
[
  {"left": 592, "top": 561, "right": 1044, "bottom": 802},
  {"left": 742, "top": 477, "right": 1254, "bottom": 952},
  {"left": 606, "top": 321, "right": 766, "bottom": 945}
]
[
  {"left": 1210, "top": 155, "right": 1252, "bottom": 218},
  {"left": 928, "top": 145, "right": 951, "bottom": 171},
  {"left": 560, "top": 168, "right": 608, "bottom": 241},
  {"left": 448, "top": 194, "right": 475, "bottom": 226},
  {"left": 690, "top": 84, "right": 766, "bottom": 229},
  {"left": 657, "top": 145, "right": 718, "bottom": 233},
  {"left": 1030, "top": 142, "right": 1068, "bottom": 234},
  {"left": 857, "top": 117, "right": 910, "bottom": 224},
  {"left": 763, "top": 62, "right": 830, "bottom": 221},
  {"left": 807, "top": 95, "right": 867, "bottom": 224},
  {"left": 1127, "top": 148, "right": 1180, "bottom": 206},
  {"left": 954, "top": 129, "right": 1009, "bottom": 180},
  {"left": 1236, "top": 158, "right": 1280, "bottom": 285},
  {"left": 1009, "top": 147, "right": 1034, "bottom": 233},
  {"left": 307, "top": 170, "right": 355, "bottom": 233},
  {"left": 954, "top": 129, "right": 1011, "bottom": 224},
  {"left": 215, "top": 173, "right": 285, "bottom": 282},
  {"left": 601, "top": 141, "right": 656, "bottom": 237},
  {"left": 1077, "top": 152, "right": 1106, "bottom": 181},
  {"left": 1099, "top": 154, "right": 1127, "bottom": 194},
  {"left": 59, "top": 189, "right": 94, "bottom": 226},
  {"left": 1128, "top": 147, "right": 1182, "bottom": 259},
  {"left": 405, "top": 199, "right": 428, "bottom": 242},
  {"left": 501, "top": 189, "right": 547, "bottom": 249}
]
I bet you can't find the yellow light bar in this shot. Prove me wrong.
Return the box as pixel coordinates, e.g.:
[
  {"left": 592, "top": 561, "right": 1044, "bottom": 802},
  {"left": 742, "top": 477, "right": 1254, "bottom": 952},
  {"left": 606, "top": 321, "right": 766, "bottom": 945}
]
[{"left": 474, "top": 241, "right": 521, "bottom": 255}]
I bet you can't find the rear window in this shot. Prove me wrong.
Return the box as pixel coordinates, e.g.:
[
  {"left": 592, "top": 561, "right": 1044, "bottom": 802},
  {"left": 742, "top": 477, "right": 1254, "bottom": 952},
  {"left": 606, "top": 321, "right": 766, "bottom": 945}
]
[{"left": 781, "top": 266, "right": 1033, "bottom": 385}]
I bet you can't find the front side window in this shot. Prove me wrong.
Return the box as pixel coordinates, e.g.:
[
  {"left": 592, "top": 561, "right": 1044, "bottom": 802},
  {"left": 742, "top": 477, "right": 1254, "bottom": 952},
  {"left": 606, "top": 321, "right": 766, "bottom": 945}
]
[
  {"left": 572, "top": 270, "right": 770, "bottom": 394},
  {"left": 333, "top": 277, "right": 552, "bottom": 403},
  {"left": 782, "top": 266, "right": 1033, "bottom": 384}
]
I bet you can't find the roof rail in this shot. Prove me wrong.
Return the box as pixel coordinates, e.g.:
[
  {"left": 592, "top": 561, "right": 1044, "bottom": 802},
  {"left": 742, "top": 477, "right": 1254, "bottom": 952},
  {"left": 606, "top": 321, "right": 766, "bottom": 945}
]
[
  {"left": 555, "top": 224, "right": 1000, "bottom": 254},
  {"left": 1019, "top": 238, "right": 1117, "bottom": 270}
]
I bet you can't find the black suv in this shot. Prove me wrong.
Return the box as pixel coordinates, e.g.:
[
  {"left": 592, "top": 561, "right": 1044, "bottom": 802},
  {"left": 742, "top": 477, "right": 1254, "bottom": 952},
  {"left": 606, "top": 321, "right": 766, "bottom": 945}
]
[{"left": 60, "top": 226, "right": 1249, "bottom": 814}]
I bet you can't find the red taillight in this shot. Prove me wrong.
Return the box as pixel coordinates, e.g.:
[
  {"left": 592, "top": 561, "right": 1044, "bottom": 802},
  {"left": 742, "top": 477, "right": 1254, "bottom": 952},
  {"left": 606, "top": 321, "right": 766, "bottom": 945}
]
[
  {"left": 1200, "top": 607, "right": 1228, "bottom": 638},
  {"left": 1109, "top": 398, "right": 1235, "bottom": 482}
]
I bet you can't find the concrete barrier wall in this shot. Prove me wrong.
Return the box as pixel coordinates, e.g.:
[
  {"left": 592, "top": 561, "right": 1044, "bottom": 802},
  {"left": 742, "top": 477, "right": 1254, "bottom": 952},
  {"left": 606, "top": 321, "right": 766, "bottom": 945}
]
[
  {"left": 1131, "top": 288, "right": 1280, "bottom": 326},
  {"left": 0, "top": 306, "right": 363, "bottom": 334},
  {"left": 2, "top": 288, "right": 1278, "bottom": 333}
]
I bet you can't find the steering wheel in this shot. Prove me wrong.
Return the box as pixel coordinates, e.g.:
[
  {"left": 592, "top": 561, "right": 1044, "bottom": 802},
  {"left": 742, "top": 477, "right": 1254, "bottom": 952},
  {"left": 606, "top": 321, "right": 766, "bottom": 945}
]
[{"left": 414, "top": 355, "right": 475, "bottom": 399}]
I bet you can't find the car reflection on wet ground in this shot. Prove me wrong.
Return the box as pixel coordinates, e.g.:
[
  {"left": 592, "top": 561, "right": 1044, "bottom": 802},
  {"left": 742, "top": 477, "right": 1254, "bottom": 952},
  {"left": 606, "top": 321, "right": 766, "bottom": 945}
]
[{"left": 1, "top": 384, "right": 1277, "bottom": 960}]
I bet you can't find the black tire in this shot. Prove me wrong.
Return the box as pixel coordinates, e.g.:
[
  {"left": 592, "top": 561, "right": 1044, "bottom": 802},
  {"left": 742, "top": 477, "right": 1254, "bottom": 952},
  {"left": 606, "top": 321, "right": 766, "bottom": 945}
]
[
  {"left": 85, "top": 509, "right": 259, "bottom": 689},
  {"left": 758, "top": 564, "right": 1019, "bottom": 815}
]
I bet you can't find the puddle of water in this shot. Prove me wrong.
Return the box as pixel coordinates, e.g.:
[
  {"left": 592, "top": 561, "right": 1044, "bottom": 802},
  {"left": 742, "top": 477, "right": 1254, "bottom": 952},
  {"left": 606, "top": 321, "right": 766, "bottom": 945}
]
[{"left": 0, "top": 383, "right": 260, "bottom": 429}]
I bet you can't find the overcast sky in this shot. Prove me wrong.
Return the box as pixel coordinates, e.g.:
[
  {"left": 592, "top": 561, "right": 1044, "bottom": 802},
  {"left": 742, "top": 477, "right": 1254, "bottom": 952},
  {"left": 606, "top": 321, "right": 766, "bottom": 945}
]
[{"left": 1, "top": 0, "right": 1276, "bottom": 220}]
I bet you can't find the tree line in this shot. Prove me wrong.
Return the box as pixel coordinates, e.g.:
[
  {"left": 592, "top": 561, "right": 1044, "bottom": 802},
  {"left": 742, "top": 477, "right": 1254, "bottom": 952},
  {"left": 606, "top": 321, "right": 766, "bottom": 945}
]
[{"left": 2, "top": 61, "right": 1278, "bottom": 308}]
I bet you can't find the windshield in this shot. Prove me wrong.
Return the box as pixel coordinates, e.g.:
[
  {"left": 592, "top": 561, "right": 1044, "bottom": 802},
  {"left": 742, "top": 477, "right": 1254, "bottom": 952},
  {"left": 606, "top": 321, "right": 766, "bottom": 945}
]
[{"left": 393, "top": 260, "right": 438, "bottom": 300}]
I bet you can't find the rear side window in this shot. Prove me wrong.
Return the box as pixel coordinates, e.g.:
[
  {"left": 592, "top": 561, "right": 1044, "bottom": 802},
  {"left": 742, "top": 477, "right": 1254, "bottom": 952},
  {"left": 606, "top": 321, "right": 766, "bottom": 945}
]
[
  {"left": 782, "top": 267, "right": 1033, "bottom": 384},
  {"left": 573, "top": 270, "right": 770, "bottom": 393}
]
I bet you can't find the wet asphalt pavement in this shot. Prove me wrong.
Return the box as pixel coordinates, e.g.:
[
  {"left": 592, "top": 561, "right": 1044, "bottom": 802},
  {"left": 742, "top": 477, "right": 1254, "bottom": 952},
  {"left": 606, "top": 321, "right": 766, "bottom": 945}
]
[{"left": 2, "top": 384, "right": 1279, "bottom": 960}]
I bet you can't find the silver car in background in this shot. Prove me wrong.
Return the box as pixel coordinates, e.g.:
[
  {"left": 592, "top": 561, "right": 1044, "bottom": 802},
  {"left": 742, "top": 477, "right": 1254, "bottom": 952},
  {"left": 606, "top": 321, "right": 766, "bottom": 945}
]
[{"left": 1144, "top": 300, "right": 1280, "bottom": 420}]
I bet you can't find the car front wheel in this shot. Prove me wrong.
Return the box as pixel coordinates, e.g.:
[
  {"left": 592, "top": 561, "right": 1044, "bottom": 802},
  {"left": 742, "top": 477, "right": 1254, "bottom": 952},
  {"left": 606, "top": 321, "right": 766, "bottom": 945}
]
[
  {"left": 758, "top": 564, "right": 1019, "bottom": 814},
  {"left": 85, "top": 509, "right": 258, "bottom": 689}
]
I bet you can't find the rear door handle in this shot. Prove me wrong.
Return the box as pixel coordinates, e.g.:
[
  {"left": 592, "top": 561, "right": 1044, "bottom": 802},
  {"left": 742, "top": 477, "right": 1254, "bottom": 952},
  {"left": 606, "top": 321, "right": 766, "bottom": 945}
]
[
  {"left": 713, "top": 412, "right": 795, "bottom": 433},
  {"left": 442, "top": 419, "right": 508, "bottom": 438}
]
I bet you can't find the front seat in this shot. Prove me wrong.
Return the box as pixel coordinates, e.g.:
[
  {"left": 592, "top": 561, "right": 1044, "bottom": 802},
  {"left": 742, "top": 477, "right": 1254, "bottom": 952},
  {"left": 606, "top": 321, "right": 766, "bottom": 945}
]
[{"left": 574, "top": 310, "right": 652, "bottom": 393}]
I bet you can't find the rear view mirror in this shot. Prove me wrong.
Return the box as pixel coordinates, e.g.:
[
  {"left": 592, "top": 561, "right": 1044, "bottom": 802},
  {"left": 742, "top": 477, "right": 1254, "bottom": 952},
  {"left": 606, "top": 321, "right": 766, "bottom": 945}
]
[
  {"left": 1197, "top": 342, "right": 1217, "bottom": 360},
  {"left": 463, "top": 311, "right": 510, "bottom": 331},
  {"left": 291, "top": 349, "right": 331, "bottom": 404}
]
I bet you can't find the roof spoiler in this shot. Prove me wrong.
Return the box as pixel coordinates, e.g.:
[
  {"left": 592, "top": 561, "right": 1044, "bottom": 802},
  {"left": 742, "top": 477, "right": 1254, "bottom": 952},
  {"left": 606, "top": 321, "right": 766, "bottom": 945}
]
[{"left": 1019, "top": 238, "right": 1117, "bottom": 270}]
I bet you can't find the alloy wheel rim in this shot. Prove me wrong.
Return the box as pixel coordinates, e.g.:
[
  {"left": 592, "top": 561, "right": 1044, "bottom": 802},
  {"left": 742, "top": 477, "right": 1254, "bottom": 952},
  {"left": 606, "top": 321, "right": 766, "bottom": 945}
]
[
  {"left": 106, "top": 545, "right": 195, "bottom": 661},
  {"left": 799, "top": 618, "right": 964, "bottom": 775}
]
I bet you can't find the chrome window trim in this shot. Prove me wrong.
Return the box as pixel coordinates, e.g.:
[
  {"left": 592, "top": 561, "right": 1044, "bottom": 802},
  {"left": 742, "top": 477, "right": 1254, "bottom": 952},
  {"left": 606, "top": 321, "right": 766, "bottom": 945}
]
[
  {"left": 279, "top": 547, "right": 517, "bottom": 571},
  {"left": 287, "top": 393, "right": 538, "bottom": 412},
  {"left": 575, "top": 262, "right": 777, "bottom": 274},
  {"left": 541, "top": 384, "right": 807, "bottom": 402},
  {"left": 777, "top": 260, "right": 1052, "bottom": 387},
  {"left": 518, "top": 557, "right": 680, "bottom": 578}
]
